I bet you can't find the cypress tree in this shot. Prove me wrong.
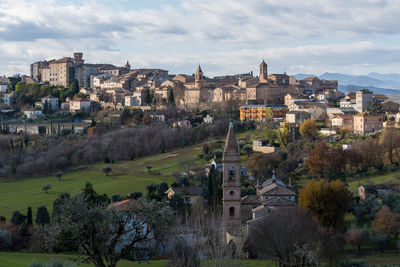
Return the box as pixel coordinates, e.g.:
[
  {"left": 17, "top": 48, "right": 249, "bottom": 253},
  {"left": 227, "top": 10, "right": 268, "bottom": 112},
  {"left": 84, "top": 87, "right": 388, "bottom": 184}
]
[{"left": 27, "top": 207, "right": 33, "bottom": 226}]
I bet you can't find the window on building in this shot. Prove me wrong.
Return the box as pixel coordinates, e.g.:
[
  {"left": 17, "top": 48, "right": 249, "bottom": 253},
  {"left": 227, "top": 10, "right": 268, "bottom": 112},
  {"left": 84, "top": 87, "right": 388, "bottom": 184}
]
[
  {"left": 229, "top": 207, "right": 235, "bottom": 217},
  {"left": 230, "top": 190, "right": 234, "bottom": 196},
  {"left": 229, "top": 167, "right": 235, "bottom": 180}
]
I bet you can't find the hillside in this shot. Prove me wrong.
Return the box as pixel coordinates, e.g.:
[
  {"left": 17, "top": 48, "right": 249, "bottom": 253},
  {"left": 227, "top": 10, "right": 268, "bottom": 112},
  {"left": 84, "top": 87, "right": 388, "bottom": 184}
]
[{"left": 0, "top": 143, "right": 204, "bottom": 220}]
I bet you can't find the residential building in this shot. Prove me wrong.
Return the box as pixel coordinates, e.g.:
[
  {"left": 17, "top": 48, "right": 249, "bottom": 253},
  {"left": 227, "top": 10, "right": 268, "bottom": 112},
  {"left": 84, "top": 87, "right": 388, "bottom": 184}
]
[
  {"left": 165, "top": 186, "right": 203, "bottom": 205},
  {"left": 24, "top": 109, "right": 43, "bottom": 119},
  {"left": 353, "top": 112, "right": 384, "bottom": 134},
  {"left": 355, "top": 89, "right": 373, "bottom": 113},
  {"left": 285, "top": 111, "right": 311, "bottom": 124},
  {"left": 172, "top": 119, "right": 191, "bottom": 128},
  {"left": 31, "top": 52, "right": 131, "bottom": 88},
  {"left": 381, "top": 100, "right": 400, "bottom": 113},
  {"left": 373, "top": 94, "right": 389, "bottom": 103},
  {"left": 69, "top": 98, "right": 91, "bottom": 112},
  {"left": 299, "top": 76, "right": 338, "bottom": 94},
  {"left": 41, "top": 96, "right": 59, "bottom": 110},
  {"left": 2, "top": 93, "right": 13, "bottom": 107},
  {"left": 0, "top": 77, "right": 9, "bottom": 92},
  {"left": 124, "top": 95, "right": 141, "bottom": 107},
  {"left": 331, "top": 114, "right": 354, "bottom": 129},
  {"left": 240, "top": 104, "right": 288, "bottom": 122},
  {"left": 203, "top": 114, "right": 213, "bottom": 124}
]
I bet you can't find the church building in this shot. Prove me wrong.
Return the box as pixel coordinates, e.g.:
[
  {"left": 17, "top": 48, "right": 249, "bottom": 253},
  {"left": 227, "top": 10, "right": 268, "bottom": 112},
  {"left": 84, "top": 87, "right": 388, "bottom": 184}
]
[{"left": 222, "top": 122, "right": 297, "bottom": 236}]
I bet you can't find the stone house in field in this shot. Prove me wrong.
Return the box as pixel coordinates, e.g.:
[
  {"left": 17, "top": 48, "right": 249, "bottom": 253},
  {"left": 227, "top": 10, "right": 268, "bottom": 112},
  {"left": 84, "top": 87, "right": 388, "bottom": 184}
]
[
  {"left": 252, "top": 140, "right": 279, "bottom": 154},
  {"left": 165, "top": 185, "right": 203, "bottom": 205},
  {"left": 353, "top": 112, "right": 383, "bottom": 134}
]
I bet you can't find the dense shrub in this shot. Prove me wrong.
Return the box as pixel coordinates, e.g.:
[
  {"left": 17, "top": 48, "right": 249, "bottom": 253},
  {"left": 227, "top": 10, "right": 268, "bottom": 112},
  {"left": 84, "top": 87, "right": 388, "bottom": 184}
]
[{"left": 0, "top": 229, "right": 11, "bottom": 250}]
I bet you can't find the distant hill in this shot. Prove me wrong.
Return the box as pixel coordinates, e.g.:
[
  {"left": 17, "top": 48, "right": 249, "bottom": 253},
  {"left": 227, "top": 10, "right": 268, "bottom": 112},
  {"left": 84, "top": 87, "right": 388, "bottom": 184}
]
[
  {"left": 294, "top": 72, "right": 400, "bottom": 96},
  {"left": 293, "top": 73, "right": 316, "bottom": 80},
  {"left": 338, "top": 85, "right": 400, "bottom": 96},
  {"left": 295, "top": 72, "right": 400, "bottom": 89}
]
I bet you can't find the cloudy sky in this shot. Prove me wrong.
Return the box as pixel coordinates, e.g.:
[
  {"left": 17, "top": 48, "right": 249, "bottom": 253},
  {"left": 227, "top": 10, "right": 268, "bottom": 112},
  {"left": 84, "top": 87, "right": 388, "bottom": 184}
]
[{"left": 1, "top": 0, "right": 400, "bottom": 77}]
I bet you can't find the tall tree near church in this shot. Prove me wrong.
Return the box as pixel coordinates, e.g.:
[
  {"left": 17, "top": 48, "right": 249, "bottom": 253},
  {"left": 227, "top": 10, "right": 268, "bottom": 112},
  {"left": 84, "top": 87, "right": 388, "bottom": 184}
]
[{"left": 299, "top": 180, "right": 351, "bottom": 231}]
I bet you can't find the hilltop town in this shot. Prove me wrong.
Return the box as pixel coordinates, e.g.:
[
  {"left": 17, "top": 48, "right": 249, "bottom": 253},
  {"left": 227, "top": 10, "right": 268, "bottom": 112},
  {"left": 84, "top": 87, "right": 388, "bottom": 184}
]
[
  {"left": 1, "top": 52, "right": 397, "bottom": 136},
  {"left": 1, "top": 52, "right": 400, "bottom": 266}
]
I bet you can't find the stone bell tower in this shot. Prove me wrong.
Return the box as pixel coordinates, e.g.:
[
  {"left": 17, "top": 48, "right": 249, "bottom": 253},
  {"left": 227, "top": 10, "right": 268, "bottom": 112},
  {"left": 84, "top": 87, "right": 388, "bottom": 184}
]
[
  {"left": 222, "top": 121, "right": 242, "bottom": 233},
  {"left": 259, "top": 60, "right": 268, "bottom": 83},
  {"left": 195, "top": 64, "right": 204, "bottom": 88}
]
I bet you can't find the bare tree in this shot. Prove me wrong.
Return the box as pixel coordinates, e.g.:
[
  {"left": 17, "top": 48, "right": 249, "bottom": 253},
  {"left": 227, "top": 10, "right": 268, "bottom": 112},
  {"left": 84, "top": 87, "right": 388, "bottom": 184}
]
[
  {"left": 171, "top": 201, "right": 245, "bottom": 267},
  {"left": 247, "top": 207, "right": 324, "bottom": 266},
  {"left": 53, "top": 194, "right": 174, "bottom": 267}
]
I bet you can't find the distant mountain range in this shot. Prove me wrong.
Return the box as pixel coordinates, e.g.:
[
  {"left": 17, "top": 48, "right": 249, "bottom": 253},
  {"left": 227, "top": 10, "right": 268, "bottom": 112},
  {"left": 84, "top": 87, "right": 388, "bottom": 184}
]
[{"left": 294, "top": 72, "right": 400, "bottom": 96}]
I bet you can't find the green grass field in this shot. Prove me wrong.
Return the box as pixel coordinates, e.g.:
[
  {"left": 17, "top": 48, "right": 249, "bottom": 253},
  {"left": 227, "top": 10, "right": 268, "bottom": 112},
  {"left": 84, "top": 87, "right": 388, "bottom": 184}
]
[
  {"left": 0, "top": 143, "right": 204, "bottom": 220},
  {"left": 0, "top": 252, "right": 167, "bottom": 267},
  {"left": 0, "top": 252, "right": 274, "bottom": 267},
  {"left": 347, "top": 169, "right": 400, "bottom": 193},
  {"left": 297, "top": 168, "right": 400, "bottom": 194},
  {"left": 0, "top": 129, "right": 257, "bottom": 220}
]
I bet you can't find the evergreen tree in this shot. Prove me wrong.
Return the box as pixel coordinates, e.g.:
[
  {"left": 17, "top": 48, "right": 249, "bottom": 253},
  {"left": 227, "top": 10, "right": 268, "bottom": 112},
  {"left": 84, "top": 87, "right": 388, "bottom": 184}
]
[
  {"left": 157, "top": 182, "right": 169, "bottom": 197},
  {"left": 27, "top": 207, "right": 33, "bottom": 226},
  {"left": 168, "top": 89, "right": 175, "bottom": 104},
  {"left": 143, "top": 88, "right": 151, "bottom": 105},
  {"left": 11, "top": 210, "right": 26, "bottom": 225},
  {"left": 35, "top": 206, "right": 50, "bottom": 226},
  {"left": 42, "top": 100, "right": 50, "bottom": 115},
  {"left": 120, "top": 108, "right": 130, "bottom": 125},
  {"left": 71, "top": 79, "right": 80, "bottom": 95}
]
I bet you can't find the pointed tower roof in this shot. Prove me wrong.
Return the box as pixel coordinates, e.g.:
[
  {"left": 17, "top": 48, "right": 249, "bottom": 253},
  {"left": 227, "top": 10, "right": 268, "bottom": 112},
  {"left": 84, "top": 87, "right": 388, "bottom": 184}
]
[
  {"left": 260, "top": 60, "right": 267, "bottom": 67},
  {"left": 196, "top": 64, "right": 203, "bottom": 73},
  {"left": 223, "top": 120, "right": 239, "bottom": 158}
]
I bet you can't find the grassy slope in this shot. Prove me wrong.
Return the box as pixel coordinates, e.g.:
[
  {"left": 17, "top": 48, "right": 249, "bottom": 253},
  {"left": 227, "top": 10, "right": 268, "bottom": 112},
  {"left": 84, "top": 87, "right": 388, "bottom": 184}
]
[
  {"left": 347, "top": 169, "right": 400, "bottom": 193},
  {"left": 0, "top": 143, "right": 204, "bottom": 220},
  {"left": 0, "top": 130, "right": 256, "bottom": 220},
  {"left": 297, "top": 168, "right": 400, "bottom": 194},
  {"left": 0, "top": 252, "right": 274, "bottom": 267},
  {"left": 0, "top": 252, "right": 167, "bottom": 267}
]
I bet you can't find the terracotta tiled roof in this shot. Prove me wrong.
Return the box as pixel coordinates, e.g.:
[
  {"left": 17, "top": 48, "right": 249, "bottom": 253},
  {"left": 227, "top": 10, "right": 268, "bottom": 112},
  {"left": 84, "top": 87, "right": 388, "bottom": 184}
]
[
  {"left": 373, "top": 94, "right": 389, "bottom": 100},
  {"left": 71, "top": 98, "right": 90, "bottom": 102},
  {"left": 241, "top": 195, "right": 261, "bottom": 204},
  {"left": 108, "top": 199, "right": 141, "bottom": 211},
  {"left": 167, "top": 186, "right": 202, "bottom": 196},
  {"left": 258, "top": 183, "right": 296, "bottom": 196},
  {"left": 262, "top": 196, "right": 296, "bottom": 206}
]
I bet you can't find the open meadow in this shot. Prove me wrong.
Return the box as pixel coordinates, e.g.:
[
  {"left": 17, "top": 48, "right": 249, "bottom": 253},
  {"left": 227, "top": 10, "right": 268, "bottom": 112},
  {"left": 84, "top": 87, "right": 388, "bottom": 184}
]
[{"left": 0, "top": 143, "right": 204, "bottom": 219}]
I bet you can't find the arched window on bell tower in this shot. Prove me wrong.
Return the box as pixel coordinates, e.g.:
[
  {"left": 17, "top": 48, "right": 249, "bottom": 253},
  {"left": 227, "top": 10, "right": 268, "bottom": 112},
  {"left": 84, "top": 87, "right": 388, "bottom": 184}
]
[
  {"left": 229, "top": 167, "right": 235, "bottom": 180},
  {"left": 229, "top": 207, "right": 235, "bottom": 217}
]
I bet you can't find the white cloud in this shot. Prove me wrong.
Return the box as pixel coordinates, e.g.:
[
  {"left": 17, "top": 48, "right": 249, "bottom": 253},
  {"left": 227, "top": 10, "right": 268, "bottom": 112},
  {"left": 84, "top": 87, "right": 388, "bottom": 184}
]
[{"left": 1, "top": 0, "right": 400, "bottom": 76}]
